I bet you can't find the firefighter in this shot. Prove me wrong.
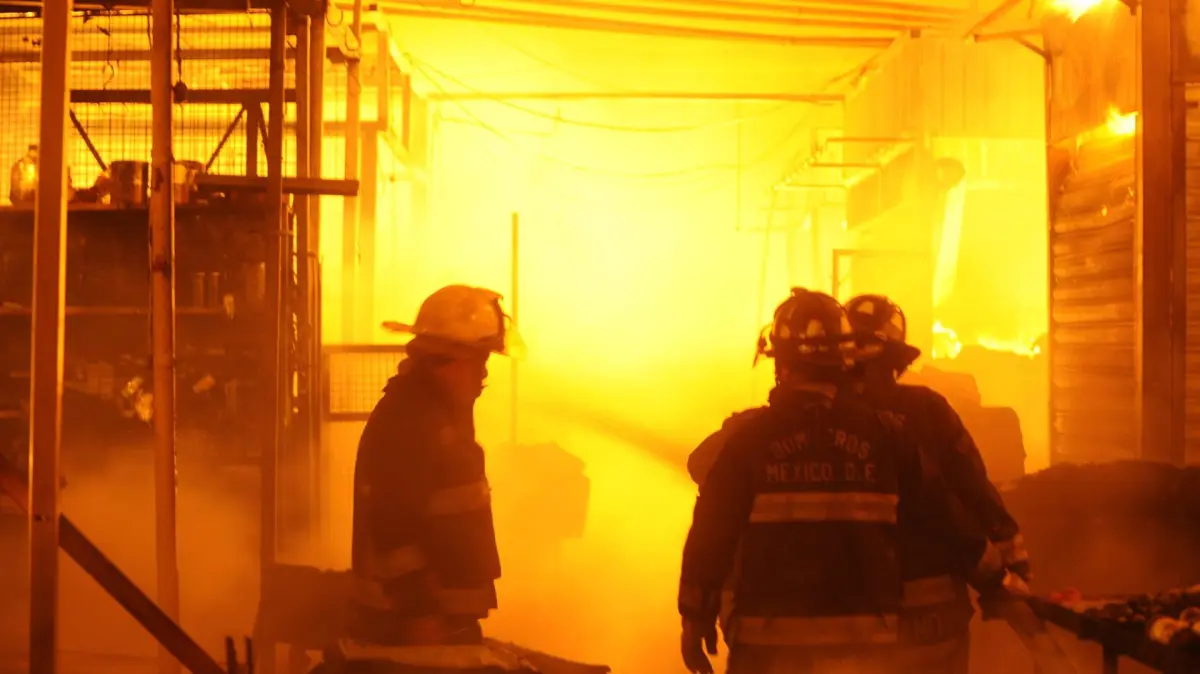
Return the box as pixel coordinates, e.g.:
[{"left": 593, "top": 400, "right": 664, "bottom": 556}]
[
  {"left": 678, "top": 288, "right": 1024, "bottom": 674},
  {"left": 350, "top": 284, "right": 522, "bottom": 646},
  {"left": 843, "top": 294, "right": 1029, "bottom": 674}
]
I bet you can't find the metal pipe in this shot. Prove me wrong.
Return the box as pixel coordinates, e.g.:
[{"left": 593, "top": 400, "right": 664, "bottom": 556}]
[
  {"left": 510, "top": 212, "right": 519, "bottom": 449},
  {"left": 530, "top": 0, "right": 961, "bottom": 24},
  {"left": 294, "top": 14, "right": 312, "bottom": 553},
  {"left": 28, "top": 1, "right": 71, "bottom": 672},
  {"left": 372, "top": 4, "right": 894, "bottom": 48},
  {"left": 959, "top": 0, "right": 1024, "bottom": 38},
  {"left": 149, "top": 0, "right": 181, "bottom": 672},
  {"left": 261, "top": 4, "right": 287, "bottom": 672},
  {"left": 425, "top": 91, "right": 844, "bottom": 102},
  {"left": 343, "top": 0, "right": 363, "bottom": 343},
  {"left": 460, "top": 0, "right": 933, "bottom": 32},
  {"left": 309, "top": 15, "right": 327, "bottom": 552}
]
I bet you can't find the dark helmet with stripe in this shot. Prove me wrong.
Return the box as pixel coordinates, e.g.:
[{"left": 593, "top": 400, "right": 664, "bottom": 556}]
[
  {"left": 844, "top": 294, "right": 921, "bottom": 368},
  {"left": 756, "top": 288, "right": 855, "bottom": 369}
]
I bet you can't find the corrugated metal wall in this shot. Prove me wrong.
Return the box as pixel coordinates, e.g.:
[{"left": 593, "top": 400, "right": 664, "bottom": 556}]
[
  {"left": 1048, "top": 133, "right": 1138, "bottom": 464},
  {"left": 1186, "top": 90, "right": 1200, "bottom": 463}
]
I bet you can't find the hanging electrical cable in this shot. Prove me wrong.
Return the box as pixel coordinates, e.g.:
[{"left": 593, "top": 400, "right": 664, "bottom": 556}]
[{"left": 410, "top": 56, "right": 824, "bottom": 134}]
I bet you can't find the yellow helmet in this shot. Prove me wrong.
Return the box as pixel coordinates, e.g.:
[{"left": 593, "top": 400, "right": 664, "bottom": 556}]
[{"left": 382, "top": 285, "right": 525, "bottom": 359}]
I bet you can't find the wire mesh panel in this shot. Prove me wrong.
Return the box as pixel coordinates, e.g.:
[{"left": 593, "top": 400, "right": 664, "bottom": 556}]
[
  {"left": 323, "top": 345, "right": 405, "bottom": 420},
  {"left": 0, "top": 10, "right": 309, "bottom": 203}
]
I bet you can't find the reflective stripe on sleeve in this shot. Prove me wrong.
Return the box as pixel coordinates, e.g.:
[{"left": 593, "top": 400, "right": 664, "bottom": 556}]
[
  {"left": 731, "top": 614, "right": 899, "bottom": 647},
  {"left": 749, "top": 492, "right": 898, "bottom": 524},
  {"left": 426, "top": 480, "right": 492, "bottom": 516},
  {"left": 902, "top": 575, "right": 967, "bottom": 608}
]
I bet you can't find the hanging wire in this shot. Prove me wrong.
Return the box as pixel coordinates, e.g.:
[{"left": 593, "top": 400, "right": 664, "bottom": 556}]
[
  {"left": 427, "top": 63, "right": 814, "bottom": 181},
  {"left": 410, "top": 55, "right": 808, "bottom": 134}
]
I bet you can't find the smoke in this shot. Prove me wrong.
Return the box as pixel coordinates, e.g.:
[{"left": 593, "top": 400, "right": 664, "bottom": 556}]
[{"left": 0, "top": 437, "right": 281, "bottom": 666}]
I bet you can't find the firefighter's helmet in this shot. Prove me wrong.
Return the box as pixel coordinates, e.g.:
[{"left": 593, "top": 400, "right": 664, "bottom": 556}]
[
  {"left": 382, "top": 285, "right": 525, "bottom": 359},
  {"left": 756, "top": 288, "right": 855, "bottom": 368},
  {"left": 844, "top": 294, "right": 921, "bottom": 366}
]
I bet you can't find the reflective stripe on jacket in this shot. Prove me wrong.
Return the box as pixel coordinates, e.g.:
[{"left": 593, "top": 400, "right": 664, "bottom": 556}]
[
  {"left": 680, "top": 390, "right": 913, "bottom": 649},
  {"left": 351, "top": 362, "right": 501, "bottom": 620}
]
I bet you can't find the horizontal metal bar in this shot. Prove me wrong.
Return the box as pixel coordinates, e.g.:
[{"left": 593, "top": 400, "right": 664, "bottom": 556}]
[
  {"left": 0, "top": 45, "right": 346, "bottom": 63},
  {"left": 72, "top": 88, "right": 296, "bottom": 105},
  {"left": 372, "top": 3, "right": 894, "bottom": 48},
  {"left": 810, "top": 162, "right": 881, "bottom": 169},
  {"left": 196, "top": 174, "right": 360, "bottom": 196},
  {"left": 823, "top": 137, "right": 913, "bottom": 144},
  {"left": 427, "top": 90, "right": 844, "bottom": 103},
  {"left": 774, "top": 184, "right": 850, "bottom": 192},
  {"left": 0, "top": 0, "right": 319, "bottom": 12}
]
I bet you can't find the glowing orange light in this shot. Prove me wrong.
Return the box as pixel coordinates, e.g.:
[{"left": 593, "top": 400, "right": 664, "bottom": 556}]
[
  {"left": 1106, "top": 106, "right": 1137, "bottom": 136},
  {"left": 932, "top": 321, "right": 962, "bottom": 360},
  {"left": 1048, "top": 0, "right": 1109, "bottom": 22}
]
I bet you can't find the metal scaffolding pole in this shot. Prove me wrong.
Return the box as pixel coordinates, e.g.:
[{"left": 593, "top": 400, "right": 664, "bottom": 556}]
[
  {"left": 261, "top": 3, "right": 287, "bottom": 672},
  {"left": 149, "top": 2, "right": 181, "bottom": 673},
  {"left": 308, "top": 12, "right": 327, "bottom": 552},
  {"left": 341, "top": 0, "right": 362, "bottom": 343},
  {"left": 294, "top": 13, "right": 311, "bottom": 548},
  {"left": 28, "top": 1, "right": 72, "bottom": 671}
]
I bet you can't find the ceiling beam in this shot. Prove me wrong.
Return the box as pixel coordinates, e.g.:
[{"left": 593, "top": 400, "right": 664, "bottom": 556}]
[
  {"left": 425, "top": 91, "right": 845, "bottom": 103},
  {"left": 364, "top": 1, "right": 895, "bottom": 48}
]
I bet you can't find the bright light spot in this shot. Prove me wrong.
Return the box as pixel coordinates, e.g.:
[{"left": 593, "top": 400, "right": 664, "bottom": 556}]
[
  {"left": 1106, "top": 106, "right": 1137, "bottom": 137},
  {"left": 1048, "top": 0, "right": 1109, "bottom": 22},
  {"left": 977, "top": 335, "right": 1042, "bottom": 358},
  {"left": 933, "top": 323, "right": 1042, "bottom": 360},
  {"left": 932, "top": 321, "right": 962, "bottom": 360}
]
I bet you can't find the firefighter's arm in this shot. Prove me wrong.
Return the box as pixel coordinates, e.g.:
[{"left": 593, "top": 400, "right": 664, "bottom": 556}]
[
  {"left": 355, "top": 420, "right": 440, "bottom": 616},
  {"left": 687, "top": 409, "right": 764, "bottom": 487},
  {"left": 927, "top": 394, "right": 1028, "bottom": 575},
  {"left": 896, "top": 433, "right": 1019, "bottom": 599},
  {"left": 679, "top": 435, "right": 755, "bottom": 626}
]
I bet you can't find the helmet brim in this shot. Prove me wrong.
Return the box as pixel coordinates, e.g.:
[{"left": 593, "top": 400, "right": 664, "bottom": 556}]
[{"left": 381, "top": 320, "right": 526, "bottom": 360}]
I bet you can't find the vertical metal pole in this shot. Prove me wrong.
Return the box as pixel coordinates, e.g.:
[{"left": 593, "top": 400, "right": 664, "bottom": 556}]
[
  {"left": 1044, "top": 55, "right": 1058, "bottom": 466},
  {"left": 261, "top": 4, "right": 287, "bottom": 672},
  {"left": 1138, "top": 0, "right": 1185, "bottom": 464},
  {"left": 149, "top": 0, "right": 181, "bottom": 672},
  {"left": 308, "top": 11, "right": 327, "bottom": 552},
  {"left": 294, "top": 14, "right": 311, "bottom": 542},
  {"left": 247, "top": 104, "right": 260, "bottom": 178},
  {"left": 342, "top": 0, "right": 363, "bottom": 343},
  {"left": 28, "top": 2, "right": 71, "bottom": 673},
  {"left": 509, "top": 212, "right": 519, "bottom": 448}
]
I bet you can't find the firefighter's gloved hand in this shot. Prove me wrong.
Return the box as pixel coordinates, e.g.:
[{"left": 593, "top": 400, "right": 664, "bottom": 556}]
[
  {"left": 1009, "top": 560, "right": 1033, "bottom": 583},
  {"left": 680, "top": 618, "right": 717, "bottom": 674}
]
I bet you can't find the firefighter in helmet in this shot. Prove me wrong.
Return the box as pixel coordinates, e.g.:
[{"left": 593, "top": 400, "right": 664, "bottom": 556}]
[
  {"left": 843, "top": 294, "right": 1029, "bottom": 674},
  {"left": 677, "top": 288, "right": 1022, "bottom": 674},
  {"left": 350, "top": 284, "right": 523, "bottom": 646}
]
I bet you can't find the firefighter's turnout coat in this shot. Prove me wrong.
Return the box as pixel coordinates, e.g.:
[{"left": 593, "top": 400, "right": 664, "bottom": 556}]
[
  {"left": 679, "top": 387, "right": 994, "bottom": 657},
  {"left": 350, "top": 359, "right": 502, "bottom": 644},
  {"left": 856, "top": 382, "right": 1025, "bottom": 670}
]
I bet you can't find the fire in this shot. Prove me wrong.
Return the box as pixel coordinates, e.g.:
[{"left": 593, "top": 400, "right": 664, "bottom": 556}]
[
  {"left": 1047, "top": 0, "right": 1109, "bottom": 22},
  {"left": 1106, "top": 106, "right": 1137, "bottom": 136},
  {"left": 932, "top": 321, "right": 963, "bottom": 360},
  {"left": 932, "top": 321, "right": 1042, "bottom": 360}
]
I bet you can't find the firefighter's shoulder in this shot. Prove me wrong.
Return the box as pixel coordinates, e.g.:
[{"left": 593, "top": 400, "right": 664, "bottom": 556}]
[
  {"left": 687, "top": 406, "right": 769, "bottom": 485},
  {"left": 894, "top": 383, "right": 963, "bottom": 423}
]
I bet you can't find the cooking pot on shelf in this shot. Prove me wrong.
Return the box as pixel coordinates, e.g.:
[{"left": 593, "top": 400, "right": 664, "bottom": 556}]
[
  {"left": 101, "top": 160, "right": 150, "bottom": 208},
  {"left": 173, "top": 160, "right": 205, "bottom": 204}
]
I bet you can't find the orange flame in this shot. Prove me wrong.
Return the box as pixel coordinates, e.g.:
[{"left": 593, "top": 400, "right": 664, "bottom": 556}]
[
  {"left": 1106, "top": 106, "right": 1137, "bottom": 136},
  {"left": 1048, "top": 0, "right": 1109, "bottom": 21}
]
